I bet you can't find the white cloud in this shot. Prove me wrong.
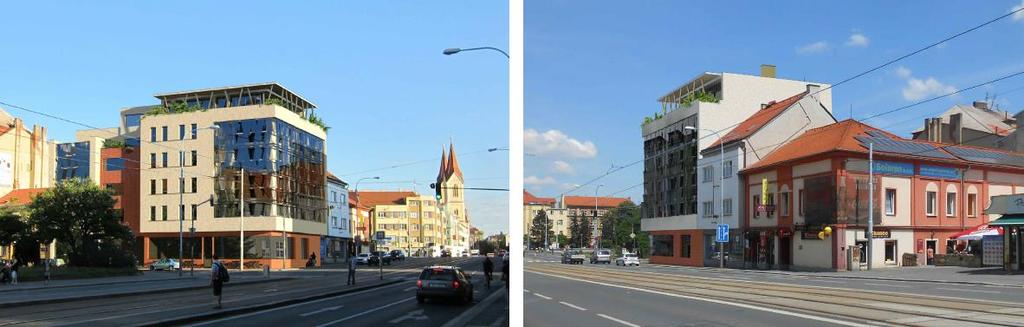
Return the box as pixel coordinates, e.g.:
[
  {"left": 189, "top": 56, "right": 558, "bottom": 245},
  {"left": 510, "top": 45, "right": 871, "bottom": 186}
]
[
  {"left": 845, "top": 33, "right": 869, "bottom": 47},
  {"left": 525, "top": 175, "right": 557, "bottom": 186},
  {"left": 895, "top": 66, "right": 912, "bottom": 78},
  {"left": 552, "top": 160, "right": 574, "bottom": 175},
  {"left": 902, "top": 77, "right": 957, "bottom": 101},
  {"left": 524, "top": 129, "right": 598, "bottom": 158},
  {"left": 795, "top": 41, "right": 829, "bottom": 55},
  {"left": 1013, "top": 1, "right": 1024, "bottom": 21}
]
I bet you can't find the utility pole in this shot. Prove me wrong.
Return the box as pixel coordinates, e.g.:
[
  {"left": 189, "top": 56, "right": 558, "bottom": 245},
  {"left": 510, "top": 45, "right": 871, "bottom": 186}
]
[
  {"left": 867, "top": 142, "right": 874, "bottom": 270},
  {"left": 594, "top": 184, "right": 603, "bottom": 249},
  {"left": 240, "top": 167, "right": 245, "bottom": 271},
  {"left": 178, "top": 149, "right": 185, "bottom": 277}
]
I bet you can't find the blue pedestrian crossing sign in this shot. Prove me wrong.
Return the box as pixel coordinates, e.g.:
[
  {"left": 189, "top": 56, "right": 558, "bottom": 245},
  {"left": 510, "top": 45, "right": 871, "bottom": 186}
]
[{"left": 716, "top": 224, "right": 729, "bottom": 243}]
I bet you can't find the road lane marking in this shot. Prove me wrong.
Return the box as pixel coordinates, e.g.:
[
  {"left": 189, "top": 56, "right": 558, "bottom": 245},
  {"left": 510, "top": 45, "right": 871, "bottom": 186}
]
[
  {"left": 864, "top": 283, "right": 911, "bottom": 288},
  {"left": 527, "top": 270, "right": 872, "bottom": 327},
  {"left": 402, "top": 286, "right": 417, "bottom": 292},
  {"left": 263, "top": 288, "right": 278, "bottom": 292},
  {"left": 813, "top": 279, "right": 846, "bottom": 284},
  {"left": 559, "top": 301, "right": 587, "bottom": 311},
  {"left": 936, "top": 287, "right": 1001, "bottom": 294},
  {"left": 315, "top": 297, "right": 416, "bottom": 327},
  {"left": 388, "top": 309, "right": 429, "bottom": 323},
  {"left": 534, "top": 293, "right": 552, "bottom": 300},
  {"left": 300, "top": 305, "right": 344, "bottom": 317},
  {"left": 523, "top": 289, "right": 531, "bottom": 293},
  {"left": 597, "top": 313, "right": 641, "bottom": 327}
]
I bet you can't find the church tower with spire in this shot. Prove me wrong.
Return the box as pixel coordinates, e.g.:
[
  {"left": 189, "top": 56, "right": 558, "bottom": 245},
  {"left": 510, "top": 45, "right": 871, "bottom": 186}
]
[{"left": 435, "top": 141, "right": 470, "bottom": 253}]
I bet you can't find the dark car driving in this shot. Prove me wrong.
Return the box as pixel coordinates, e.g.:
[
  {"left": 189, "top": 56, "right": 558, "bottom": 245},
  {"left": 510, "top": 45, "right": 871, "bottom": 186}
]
[
  {"left": 389, "top": 250, "right": 406, "bottom": 261},
  {"left": 416, "top": 266, "right": 474, "bottom": 304},
  {"left": 369, "top": 251, "right": 392, "bottom": 266}
]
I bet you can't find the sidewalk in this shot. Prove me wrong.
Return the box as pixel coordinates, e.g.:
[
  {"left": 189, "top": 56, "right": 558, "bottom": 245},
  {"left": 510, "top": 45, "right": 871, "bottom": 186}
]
[{"left": 731, "top": 266, "right": 1024, "bottom": 287}]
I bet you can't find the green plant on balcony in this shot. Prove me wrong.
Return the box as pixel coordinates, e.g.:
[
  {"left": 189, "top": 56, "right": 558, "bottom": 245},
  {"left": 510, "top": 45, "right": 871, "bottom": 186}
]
[
  {"left": 264, "top": 98, "right": 285, "bottom": 107},
  {"left": 144, "top": 102, "right": 203, "bottom": 117},
  {"left": 306, "top": 112, "right": 330, "bottom": 132},
  {"left": 678, "top": 90, "right": 720, "bottom": 107},
  {"left": 102, "top": 139, "right": 125, "bottom": 149}
]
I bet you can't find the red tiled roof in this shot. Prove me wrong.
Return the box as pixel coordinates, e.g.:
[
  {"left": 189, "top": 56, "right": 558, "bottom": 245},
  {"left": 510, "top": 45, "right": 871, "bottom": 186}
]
[
  {"left": 0, "top": 188, "right": 48, "bottom": 206},
  {"left": 563, "top": 195, "right": 632, "bottom": 208},
  {"left": 706, "top": 91, "right": 808, "bottom": 150},
  {"left": 349, "top": 191, "right": 417, "bottom": 207},
  {"left": 523, "top": 190, "right": 556, "bottom": 205}
]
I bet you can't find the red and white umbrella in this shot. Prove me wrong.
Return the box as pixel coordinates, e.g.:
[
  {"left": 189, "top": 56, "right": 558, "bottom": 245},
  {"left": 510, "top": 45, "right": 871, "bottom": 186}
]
[{"left": 952, "top": 224, "right": 1003, "bottom": 241}]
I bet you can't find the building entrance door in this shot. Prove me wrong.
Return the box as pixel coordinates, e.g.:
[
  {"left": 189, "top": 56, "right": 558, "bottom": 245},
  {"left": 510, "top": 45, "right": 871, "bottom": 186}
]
[
  {"left": 926, "top": 240, "right": 937, "bottom": 265},
  {"left": 778, "top": 236, "right": 792, "bottom": 270}
]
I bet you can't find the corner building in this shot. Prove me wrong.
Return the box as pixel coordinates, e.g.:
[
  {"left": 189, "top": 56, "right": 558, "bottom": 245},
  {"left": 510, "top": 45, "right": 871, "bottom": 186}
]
[{"left": 138, "top": 83, "right": 327, "bottom": 269}]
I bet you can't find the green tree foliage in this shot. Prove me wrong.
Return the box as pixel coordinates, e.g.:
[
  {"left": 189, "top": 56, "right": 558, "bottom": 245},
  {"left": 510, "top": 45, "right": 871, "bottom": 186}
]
[
  {"left": 528, "top": 210, "right": 555, "bottom": 249},
  {"left": 598, "top": 202, "right": 650, "bottom": 256},
  {"left": 556, "top": 232, "right": 569, "bottom": 248},
  {"left": 28, "top": 179, "right": 136, "bottom": 267},
  {"left": 144, "top": 102, "right": 203, "bottom": 117},
  {"left": 102, "top": 139, "right": 125, "bottom": 148},
  {"left": 0, "top": 211, "right": 25, "bottom": 246},
  {"left": 306, "top": 112, "right": 331, "bottom": 132},
  {"left": 568, "top": 216, "right": 591, "bottom": 249}
]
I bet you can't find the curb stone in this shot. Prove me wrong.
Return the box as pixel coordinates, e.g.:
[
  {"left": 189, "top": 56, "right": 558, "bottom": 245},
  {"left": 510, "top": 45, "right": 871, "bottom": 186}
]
[{"left": 0, "top": 277, "right": 291, "bottom": 308}]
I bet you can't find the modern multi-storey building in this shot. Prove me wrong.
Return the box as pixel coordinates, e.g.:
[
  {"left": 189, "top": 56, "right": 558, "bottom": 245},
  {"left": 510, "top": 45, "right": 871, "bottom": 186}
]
[
  {"left": 685, "top": 86, "right": 836, "bottom": 267},
  {"left": 323, "top": 173, "right": 350, "bottom": 263},
  {"left": 136, "top": 83, "right": 328, "bottom": 269},
  {"left": 641, "top": 66, "right": 831, "bottom": 265}
]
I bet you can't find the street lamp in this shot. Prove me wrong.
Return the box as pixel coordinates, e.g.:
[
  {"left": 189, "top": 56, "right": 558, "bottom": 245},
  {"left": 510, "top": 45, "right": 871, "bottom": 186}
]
[
  {"left": 177, "top": 124, "right": 220, "bottom": 277},
  {"left": 593, "top": 184, "right": 603, "bottom": 250},
  {"left": 684, "top": 126, "right": 726, "bottom": 269},
  {"left": 354, "top": 176, "right": 381, "bottom": 278},
  {"left": 442, "top": 47, "right": 509, "bottom": 59}
]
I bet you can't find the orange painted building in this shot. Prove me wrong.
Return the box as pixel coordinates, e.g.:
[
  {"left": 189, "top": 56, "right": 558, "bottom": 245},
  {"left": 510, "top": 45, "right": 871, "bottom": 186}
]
[{"left": 740, "top": 120, "right": 1024, "bottom": 270}]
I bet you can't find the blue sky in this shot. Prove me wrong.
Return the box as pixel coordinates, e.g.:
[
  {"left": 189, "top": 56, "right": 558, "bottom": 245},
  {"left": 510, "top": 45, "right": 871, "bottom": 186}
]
[
  {"left": 0, "top": 1, "right": 509, "bottom": 235},
  {"left": 525, "top": 1, "right": 1024, "bottom": 202}
]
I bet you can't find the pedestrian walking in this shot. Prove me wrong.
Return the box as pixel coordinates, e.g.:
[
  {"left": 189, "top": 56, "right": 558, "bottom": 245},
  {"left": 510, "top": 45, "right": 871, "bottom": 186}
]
[
  {"left": 211, "top": 255, "right": 229, "bottom": 309},
  {"left": 346, "top": 256, "right": 357, "bottom": 285},
  {"left": 483, "top": 256, "right": 494, "bottom": 288},
  {"left": 501, "top": 258, "right": 509, "bottom": 290},
  {"left": 1, "top": 261, "right": 9, "bottom": 285},
  {"left": 10, "top": 259, "right": 18, "bottom": 285}
]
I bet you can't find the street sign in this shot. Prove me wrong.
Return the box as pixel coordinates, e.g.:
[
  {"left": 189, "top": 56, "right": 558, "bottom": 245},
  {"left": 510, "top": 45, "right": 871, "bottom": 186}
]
[
  {"left": 629, "top": 232, "right": 636, "bottom": 239},
  {"left": 716, "top": 224, "right": 729, "bottom": 243},
  {"left": 375, "top": 231, "right": 385, "bottom": 241}
]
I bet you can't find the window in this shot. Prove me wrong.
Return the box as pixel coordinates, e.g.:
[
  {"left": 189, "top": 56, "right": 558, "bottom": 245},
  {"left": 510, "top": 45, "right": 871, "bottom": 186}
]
[
  {"left": 192, "top": 204, "right": 198, "bottom": 221},
  {"left": 885, "top": 240, "right": 897, "bottom": 263},
  {"left": 150, "top": 206, "right": 156, "bottom": 221},
  {"left": 968, "top": 193, "right": 977, "bottom": 217},
  {"left": 179, "top": 124, "right": 185, "bottom": 140},
  {"left": 681, "top": 235, "right": 691, "bottom": 258},
  {"left": 150, "top": 127, "right": 157, "bottom": 142},
  {"left": 885, "top": 188, "right": 896, "bottom": 216},
  {"left": 723, "top": 199, "right": 733, "bottom": 216},
  {"left": 798, "top": 190, "right": 805, "bottom": 216},
  {"left": 701, "top": 201, "right": 713, "bottom": 217},
  {"left": 723, "top": 161, "right": 733, "bottom": 178},
  {"left": 150, "top": 153, "right": 156, "bottom": 168},
  {"left": 162, "top": 152, "right": 168, "bottom": 167},
  {"left": 161, "top": 206, "right": 168, "bottom": 221},
  {"left": 162, "top": 179, "right": 167, "bottom": 194},
  {"left": 178, "top": 151, "right": 185, "bottom": 167},
  {"left": 179, "top": 204, "right": 185, "bottom": 221},
  {"left": 926, "top": 191, "right": 937, "bottom": 216},
  {"left": 780, "top": 192, "right": 790, "bottom": 216},
  {"left": 106, "top": 158, "right": 125, "bottom": 171},
  {"left": 191, "top": 177, "right": 197, "bottom": 193},
  {"left": 191, "top": 124, "right": 197, "bottom": 139},
  {"left": 702, "top": 166, "right": 714, "bottom": 182},
  {"left": 652, "top": 235, "right": 674, "bottom": 256},
  {"left": 946, "top": 192, "right": 956, "bottom": 216},
  {"left": 753, "top": 195, "right": 760, "bottom": 217},
  {"left": 150, "top": 179, "right": 156, "bottom": 195},
  {"left": 162, "top": 126, "right": 168, "bottom": 141},
  {"left": 126, "top": 114, "right": 142, "bottom": 128},
  {"left": 191, "top": 150, "right": 197, "bottom": 166}
]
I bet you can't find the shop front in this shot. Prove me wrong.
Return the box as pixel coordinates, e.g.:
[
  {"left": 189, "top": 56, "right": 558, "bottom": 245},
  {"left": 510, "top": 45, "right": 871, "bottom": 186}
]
[{"left": 982, "top": 194, "right": 1024, "bottom": 273}]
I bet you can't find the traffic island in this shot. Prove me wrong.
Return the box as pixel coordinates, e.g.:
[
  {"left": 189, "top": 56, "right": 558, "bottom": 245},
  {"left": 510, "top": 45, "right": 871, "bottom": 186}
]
[{"left": 138, "top": 279, "right": 405, "bottom": 327}]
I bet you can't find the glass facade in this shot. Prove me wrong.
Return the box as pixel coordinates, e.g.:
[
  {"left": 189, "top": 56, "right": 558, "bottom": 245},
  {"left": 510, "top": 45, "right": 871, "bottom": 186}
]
[
  {"left": 56, "top": 141, "right": 91, "bottom": 181},
  {"left": 213, "top": 118, "right": 325, "bottom": 222},
  {"left": 125, "top": 114, "right": 143, "bottom": 129}
]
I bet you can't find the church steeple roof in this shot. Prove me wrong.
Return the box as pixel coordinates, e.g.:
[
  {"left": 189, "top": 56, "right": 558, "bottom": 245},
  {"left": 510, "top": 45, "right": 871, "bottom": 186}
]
[
  {"left": 446, "top": 142, "right": 463, "bottom": 179},
  {"left": 437, "top": 147, "right": 448, "bottom": 183}
]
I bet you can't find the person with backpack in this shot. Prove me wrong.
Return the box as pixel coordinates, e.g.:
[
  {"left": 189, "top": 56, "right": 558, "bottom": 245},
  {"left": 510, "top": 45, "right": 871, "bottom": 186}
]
[
  {"left": 483, "top": 256, "right": 494, "bottom": 288},
  {"left": 211, "top": 256, "right": 229, "bottom": 309}
]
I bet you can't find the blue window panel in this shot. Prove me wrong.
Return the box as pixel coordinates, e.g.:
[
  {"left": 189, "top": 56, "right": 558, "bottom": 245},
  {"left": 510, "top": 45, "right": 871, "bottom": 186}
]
[
  {"left": 125, "top": 137, "right": 140, "bottom": 148},
  {"left": 150, "top": 127, "right": 157, "bottom": 142},
  {"left": 106, "top": 158, "right": 126, "bottom": 171},
  {"left": 55, "top": 141, "right": 91, "bottom": 182},
  {"left": 125, "top": 114, "right": 142, "bottom": 128}
]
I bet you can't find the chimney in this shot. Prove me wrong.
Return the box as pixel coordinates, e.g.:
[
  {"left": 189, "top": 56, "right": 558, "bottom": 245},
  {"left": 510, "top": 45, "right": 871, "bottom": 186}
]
[
  {"left": 949, "top": 113, "right": 962, "bottom": 145},
  {"left": 806, "top": 84, "right": 821, "bottom": 95},
  {"left": 925, "top": 118, "right": 943, "bottom": 143},
  {"left": 760, "top": 64, "right": 776, "bottom": 78},
  {"left": 973, "top": 101, "right": 989, "bottom": 110}
]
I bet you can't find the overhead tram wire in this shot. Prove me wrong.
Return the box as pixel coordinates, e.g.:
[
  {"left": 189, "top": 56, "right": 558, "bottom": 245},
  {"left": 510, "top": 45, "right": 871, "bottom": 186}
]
[
  {"left": 338, "top": 147, "right": 507, "bottom": 177},
  {"left": 552, "top": 7, "right": 1024, "bottom": 197}
]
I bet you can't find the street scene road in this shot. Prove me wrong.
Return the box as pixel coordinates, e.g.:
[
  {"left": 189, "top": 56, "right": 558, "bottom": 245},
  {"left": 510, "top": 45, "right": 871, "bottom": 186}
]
[
  {"left": 524, "top": 252, "right": 1024, "bottom": 326},
  {"left": 0, "top": 257, "right": 509, "bottom": 327}
]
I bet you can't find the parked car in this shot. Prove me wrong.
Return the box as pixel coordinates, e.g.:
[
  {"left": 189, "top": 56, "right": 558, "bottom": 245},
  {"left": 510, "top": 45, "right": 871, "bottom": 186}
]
[
  {"left": 149, "top": 258, "right": 180, "bottom": 271},
  {"left": 590, "top": 249, "right": 612, "bottom": 264},
  {"left": 389, "top": 250, "right": 406, "bottom": 261},
  {"left": 440, "top": 249, "right": 452, "bottom": 258},
  {"left": 416, "top": 266, "right": 474, "bottom": 304},
  {"left": 461, "top": 250, "right": 469, "bottom": 257},
  {"left": 470, "top": 249, "right": 480, "bottom": 256},
  {"left": 615, "top": 253, "right": 640, "bottom": 266},
  {"left": 369, "top": 251, "right": 392, "bottom": 265},
  {"left": 355, "top": 253, "right": 371, "bottom": 265},
  {"left": 561, "top": 251, "right": 585, "bottom": 264}
]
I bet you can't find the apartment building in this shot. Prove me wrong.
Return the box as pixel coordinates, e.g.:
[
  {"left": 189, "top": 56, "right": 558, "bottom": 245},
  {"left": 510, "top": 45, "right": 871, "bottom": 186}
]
[
  {"left": 137, "top": 83, "right": 328, "bottom": 269},
  {"left": 641, "top": 66, "right": 831, "bottom": 265},
  {"left": 354, "top": 191, "right": 445, "bottom": 256},
  {"left": 739, "top": 119, "right": 1024, "bottom": 271},
  {"left": 523, "top": 190, "right": 569, "bottom": 247},
  {"left": 323, "top": 173, "right": 350, "bottom": 263},
  {"left": 562, "top": 195, "right": 631, "bottom": 248}
]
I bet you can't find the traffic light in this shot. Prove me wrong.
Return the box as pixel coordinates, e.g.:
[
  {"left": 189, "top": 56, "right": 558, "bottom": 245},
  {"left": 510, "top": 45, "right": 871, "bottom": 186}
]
[{"left": 431, "top": 182, "right": 442, "bottom": 202}]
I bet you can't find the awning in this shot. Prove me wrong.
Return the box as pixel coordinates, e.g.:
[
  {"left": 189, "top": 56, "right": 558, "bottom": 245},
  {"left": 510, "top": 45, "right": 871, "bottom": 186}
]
[{"left": 990, "top": 214, "right": 1024, "bottom": 226}]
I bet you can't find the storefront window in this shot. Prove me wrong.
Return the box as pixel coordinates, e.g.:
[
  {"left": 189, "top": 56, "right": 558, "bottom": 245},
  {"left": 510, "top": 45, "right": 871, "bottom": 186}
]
[
  {"left": 681, "top": 235, "right": 691, "bottom": 258},
  {"left": 652, "top": 235, "right": 673, "bottom": 256},
  {"left": 885, "top": 240, "right": 897, "bottom": 263}
]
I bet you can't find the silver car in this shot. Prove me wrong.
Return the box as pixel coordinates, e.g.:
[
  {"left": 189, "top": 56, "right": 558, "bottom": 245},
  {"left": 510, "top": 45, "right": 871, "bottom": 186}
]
[
  {"left": 590, "top": 249, "right": 612, "bottom": 264},
  {"left": 615, "top": 253, "right": 640, "bottom": 266}
]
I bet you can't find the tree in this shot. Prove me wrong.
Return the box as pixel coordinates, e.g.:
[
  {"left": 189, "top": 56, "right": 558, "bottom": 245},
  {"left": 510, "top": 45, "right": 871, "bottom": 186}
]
[
  {"left": 556, "top": 232, "right": 569, "bottom": 248},
  {"left": 568, "top": 216, "right": 591, "bottom": 249},
  {"left": 28, "top": 179, "right": 136, "bottom": 267},
  {"left": 0, "top": 211, "right": 25, "bottom": 246},
  {"left": 528, "top": 210, "right": 555, "bottom": 249},
  {"left": 600, "top": 202, "right": 649, "bottom": 256}
]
